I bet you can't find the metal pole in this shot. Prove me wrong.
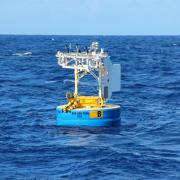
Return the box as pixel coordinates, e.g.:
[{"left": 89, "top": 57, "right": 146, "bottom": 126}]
[
  {"left": 74, "top": 61, "right": 78, "bottom": 96},
  {"left": 98, "top": 62, "right": 102, "bottom": 98}
]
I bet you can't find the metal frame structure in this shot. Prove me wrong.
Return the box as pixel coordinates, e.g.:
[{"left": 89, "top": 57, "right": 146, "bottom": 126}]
[{"left": 56, "top": 42, "right": 108, "bottom": 98}]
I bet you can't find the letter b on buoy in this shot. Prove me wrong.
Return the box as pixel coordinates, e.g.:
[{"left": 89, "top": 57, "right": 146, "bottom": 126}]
[{"left": 97, "top": 111, "right": 102, "bottom": 117}]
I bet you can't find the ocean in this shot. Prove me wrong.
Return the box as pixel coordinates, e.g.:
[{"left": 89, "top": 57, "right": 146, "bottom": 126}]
[{"left": 0, "top": 35, "right": 180, "bottom": 179}]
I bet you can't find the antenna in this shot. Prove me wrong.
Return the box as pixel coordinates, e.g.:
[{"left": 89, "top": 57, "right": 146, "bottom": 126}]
[
  {"left": 75, "top": 44, "right": 79, "bottom": 53},
  {"left": 68, "top": 43, "right": 72, "bottom": 52}
]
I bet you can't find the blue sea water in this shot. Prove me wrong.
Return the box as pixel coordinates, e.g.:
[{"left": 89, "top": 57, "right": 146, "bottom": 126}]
[{"left": 0, "top": 35, "right": 180, "bottom": 180}]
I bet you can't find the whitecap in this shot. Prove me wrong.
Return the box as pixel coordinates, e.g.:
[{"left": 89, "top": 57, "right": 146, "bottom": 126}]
[
  {"left": 12, "top": 51, "right": 32, "bottom": 57},
  {"left": 172, "top": 43, "right": 180, "bottom": 47},
  {"left": 132, "top": 152, "right": 141, "bottom": 156},
  {"left": 45, "top": 80, "right": 57, "bottom": 84},
  {"left": 23, "top": 52, "right": 32, "bottom": 56}
]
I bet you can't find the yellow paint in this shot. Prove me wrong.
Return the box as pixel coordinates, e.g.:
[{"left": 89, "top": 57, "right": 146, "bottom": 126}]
[
  {"left": 74, "top": 68, "right": 78, "bottom": 96},
  {"left": 58, "top": 104, "right": 120, "bottom": 111},
  {"left": 77, "top": 96, "right": 104, "bottom": 108},
  {"left": 63, "top": 95, "right": 105, "bottom": 112},
  {"left": 90, "top": 111, "right": 104, "bottom": 118}
]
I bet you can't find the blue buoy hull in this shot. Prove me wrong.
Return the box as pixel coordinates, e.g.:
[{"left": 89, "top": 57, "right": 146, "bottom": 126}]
[{"left": 56, "top": 105, "right": 121, "bottom": 127}]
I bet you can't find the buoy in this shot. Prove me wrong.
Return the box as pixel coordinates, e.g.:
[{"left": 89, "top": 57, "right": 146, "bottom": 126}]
[{"left": 55, "top": 42, "right": 121, "bottom": 126}]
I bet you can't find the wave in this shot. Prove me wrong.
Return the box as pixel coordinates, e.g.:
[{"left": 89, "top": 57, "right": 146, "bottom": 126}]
[
  {"left": 12, "top": 51, "right": 32, "bottom": 57},
  {"left": 44, "top": 80, "right": 58, "bottom": 84}
]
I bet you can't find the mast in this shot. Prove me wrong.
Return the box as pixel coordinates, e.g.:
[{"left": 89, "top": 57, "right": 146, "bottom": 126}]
[
  {"left": 74, "top": 63, "right": 78, "bottom": 96},
  {"left": 98, "top": 61, "right": 102, "bottom": 98}
]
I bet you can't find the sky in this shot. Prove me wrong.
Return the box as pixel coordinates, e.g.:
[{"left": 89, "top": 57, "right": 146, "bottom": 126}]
[{"left": 0, "top": 0, "right": 180, "bottom": 35}]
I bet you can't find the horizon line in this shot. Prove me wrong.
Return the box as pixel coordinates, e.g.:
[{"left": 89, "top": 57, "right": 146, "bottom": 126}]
[{"left": 0, "top": 34, "right": 180, "bottom": 36}]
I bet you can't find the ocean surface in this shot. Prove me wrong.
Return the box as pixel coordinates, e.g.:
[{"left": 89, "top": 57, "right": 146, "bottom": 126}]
[{"left": 0, "top": 35, "right": 180, "bottom": 180}]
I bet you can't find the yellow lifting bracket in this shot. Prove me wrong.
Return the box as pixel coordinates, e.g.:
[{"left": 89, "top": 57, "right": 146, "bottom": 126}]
[{"left": 63, "top": 92, "right": 105, "bottom": 112}]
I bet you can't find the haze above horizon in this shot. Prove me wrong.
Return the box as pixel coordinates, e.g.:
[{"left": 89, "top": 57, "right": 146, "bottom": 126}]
[{"left": 0, "top": 0, "right": 180, "bottom": 35}]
